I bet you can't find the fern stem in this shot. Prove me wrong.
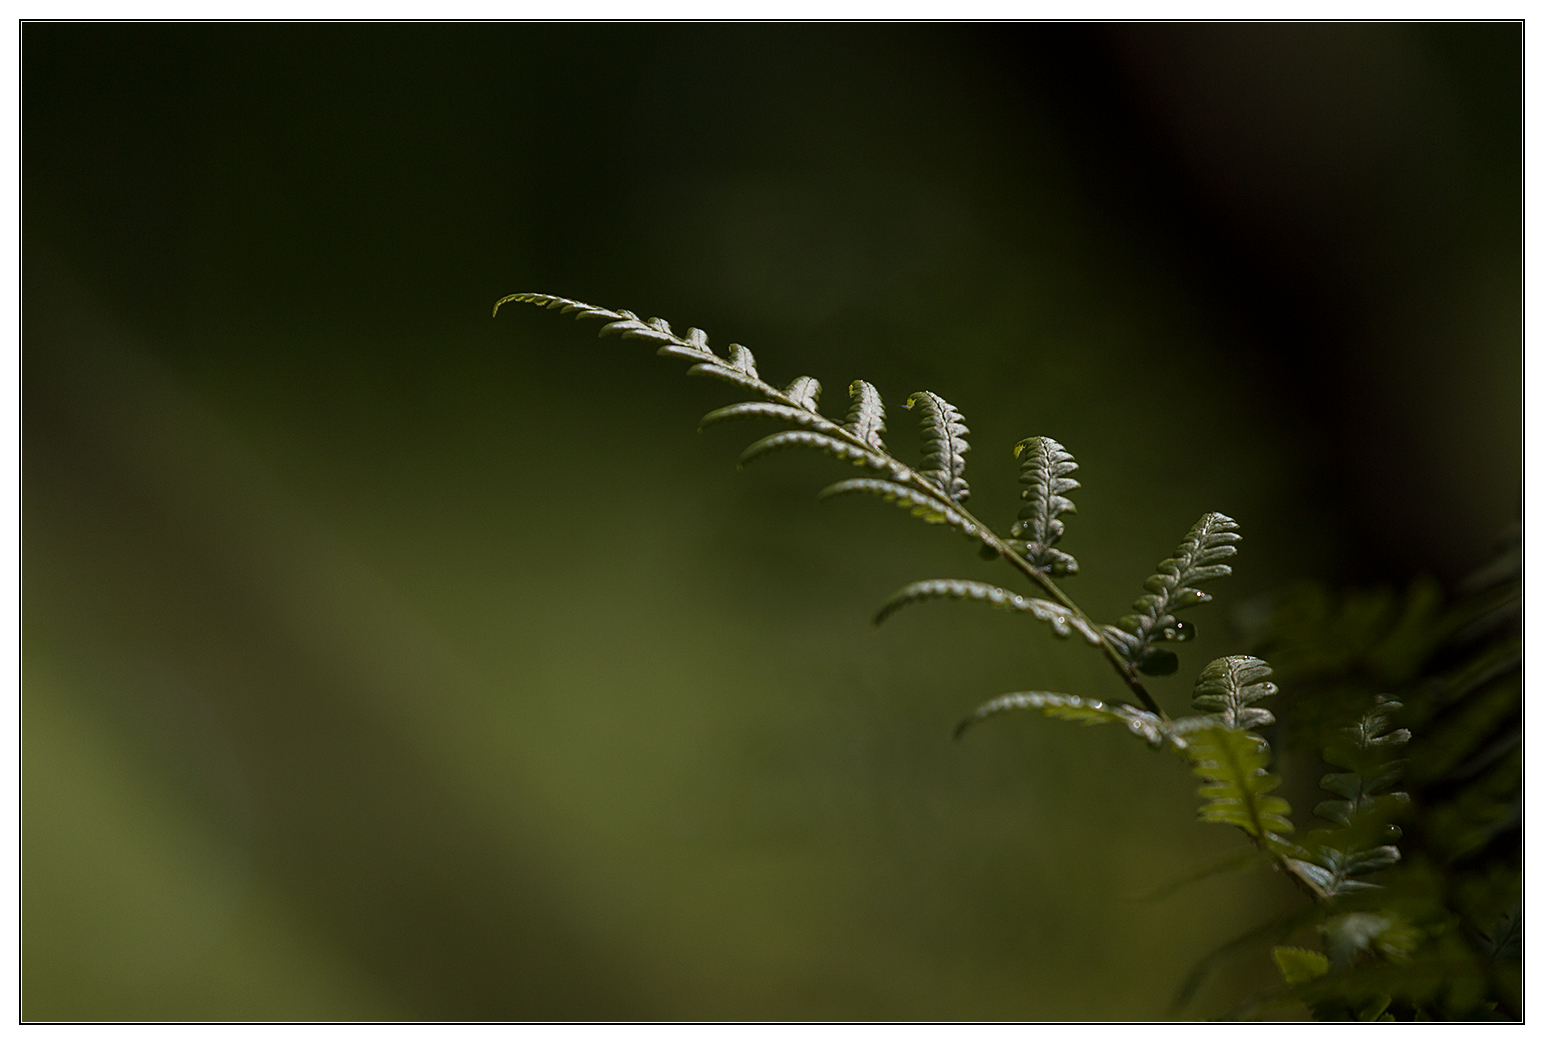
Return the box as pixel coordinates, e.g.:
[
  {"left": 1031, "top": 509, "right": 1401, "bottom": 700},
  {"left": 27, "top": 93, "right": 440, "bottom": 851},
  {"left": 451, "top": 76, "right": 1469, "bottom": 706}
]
[
  {"left": 813, "top": 424, "right": 1163, "bottom": 717},
  {"left": 934, "top": 498, "right": 1165, "bottom": 719},
  {"left": 998, "top": 541, "right": 1166, "bottom": 719}
]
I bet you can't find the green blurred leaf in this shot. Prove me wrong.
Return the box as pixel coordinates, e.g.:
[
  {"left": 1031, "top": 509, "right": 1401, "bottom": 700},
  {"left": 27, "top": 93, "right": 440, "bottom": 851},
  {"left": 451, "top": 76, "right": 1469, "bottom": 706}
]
[{"left": 1273, "top": 946, "right": 1329, "bottom": 985}]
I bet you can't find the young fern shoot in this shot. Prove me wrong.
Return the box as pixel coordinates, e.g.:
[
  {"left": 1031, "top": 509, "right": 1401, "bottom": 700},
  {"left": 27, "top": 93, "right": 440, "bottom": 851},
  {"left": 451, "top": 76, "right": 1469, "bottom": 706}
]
[
  {"left": 498, "top": 292, "right": 1385, "bottom": 912},
  {"left": 495, "top": 291, "right": 1159, "bottom": 713}
]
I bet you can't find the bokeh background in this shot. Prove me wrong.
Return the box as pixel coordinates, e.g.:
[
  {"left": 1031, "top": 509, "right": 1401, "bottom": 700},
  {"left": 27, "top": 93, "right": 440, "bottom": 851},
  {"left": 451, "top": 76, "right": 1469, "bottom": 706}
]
[{"left": 22, "top": 23, "right": 1519, "bottom": 1020}]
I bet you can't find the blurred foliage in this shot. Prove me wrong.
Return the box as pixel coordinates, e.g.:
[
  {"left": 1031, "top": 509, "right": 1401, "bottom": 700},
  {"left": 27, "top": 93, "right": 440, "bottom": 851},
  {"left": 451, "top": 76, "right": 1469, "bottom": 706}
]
[
  {"left": 1215, "top": 527, "right": 1522, "bottom": 1019},
  {"left": 22, "top": 23, "right": 1518, "bottom": 1020}
]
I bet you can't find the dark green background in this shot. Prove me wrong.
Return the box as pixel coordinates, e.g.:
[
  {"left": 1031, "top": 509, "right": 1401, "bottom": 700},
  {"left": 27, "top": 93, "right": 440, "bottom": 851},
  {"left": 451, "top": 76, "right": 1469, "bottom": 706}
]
[{"left": 23, "top": 23, "right": 1520, "bottom": 1020}]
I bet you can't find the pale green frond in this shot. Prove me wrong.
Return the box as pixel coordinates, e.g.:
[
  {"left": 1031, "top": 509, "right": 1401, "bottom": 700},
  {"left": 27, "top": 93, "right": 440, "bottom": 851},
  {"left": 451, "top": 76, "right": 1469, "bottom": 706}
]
[
  {"left": 873, "top": 578, "right": 1101, "bottom": 643},
  {"left": 1273, "top": 947, "right": 1330, "bottom": 985},
  {"left": 1113, "top": 512, "right": 1241, "bottom": 675},
  {"left": 738, "top": 431, "right": 899, "bottom": 476},
  {"left": 843, "top": 380, "right": 887, "bottom": 451},
  {"left": 1011, "top": 436, "right": 1080, "bottom": 576},
  {"left": 1190, "top": 655, "right": 1279, "bottom": 733},
  {"left": 955, "top": 691, "right": 1168, "bottom": 746},
  {"left": 905, "top": 391, "right": 970, "bottom": 502},
  {"left": 698, "top": 402, "right": 848, "bottom": 439},
  {"left": 817, "top": 479, "right": 979, "bottom": 543},
  {"left": 1182, "top": 725, "right": 1296, "bottom": 850}
]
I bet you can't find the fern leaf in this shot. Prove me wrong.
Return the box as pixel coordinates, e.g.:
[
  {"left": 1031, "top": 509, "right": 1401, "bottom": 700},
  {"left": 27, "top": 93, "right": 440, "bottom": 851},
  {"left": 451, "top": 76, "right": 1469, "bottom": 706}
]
[
  {"left": 1272, "top": 946, "right": 1330, "bottom": 985},
  {"left": 843, "top": 380, "right": 887, "bottom": 451},
  {"left": 737, "top": 431, "right": 897, "bottom": 476},
  {"left": 698, "top": 402, "right": 848, "bottom": 439},
  {"left": 1297, "top": 694, "right": 1411, "bottom": 898},
  {"left": 1110, "top": 512, "right": 1241, "bottom": 675},
  {"left": 784, "top": 376, "right": 822, "bottom": 413},
  {"left": 1010, "top": 436, "right": 1080, "bottom": 576},
  {"left": 1316, "top": 695, "right": 1410, "bottom": 828},
  {"left": 1190, "top": 655, "right": 1279, "bottom": 732},
  {"left": 955, "top": 691, "right": 1168, "bottom": 747},
  {"left": 873, "top": 578, "right": 1101, "bottom": 643},
  {"left": 726, "top": 343, "right": 758, "bottom": 378},
  {"left": 499, "top": 293, "right": 718, "bottom": 365},
  {"left": 905, "top": 391, "right": 970, "bottom": 502},
  {"left": 1183, "top": 725, "right": 1296, "bottom": 849},
  {"left": 1328, "top": 694, "right": 1413, "bottom": 763},
  {"left": 817, "top": 479, "right": 979, "bottom": 543},
  {"left": 492, "top": 292, "right": 625, "bottom": 322},
  {"left": 1288, "top": 847, "right": 1401, "bottom": 902}
]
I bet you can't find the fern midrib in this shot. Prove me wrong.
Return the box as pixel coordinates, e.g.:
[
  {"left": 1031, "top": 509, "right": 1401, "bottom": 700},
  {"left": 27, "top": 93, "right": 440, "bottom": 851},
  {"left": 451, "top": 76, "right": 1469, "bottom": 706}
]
[
  {"left": 917, "top": 391, "right": 966, "bottom": 486},
  {"left": 1139, "top": 534, "right": 1197, "bottom": 644},
  {"left": 1028, "top": 445, "right": 1056, "bottom": 547},
  {"left": 1223, "top": 658, "right": 1247, "bottom": 729}
]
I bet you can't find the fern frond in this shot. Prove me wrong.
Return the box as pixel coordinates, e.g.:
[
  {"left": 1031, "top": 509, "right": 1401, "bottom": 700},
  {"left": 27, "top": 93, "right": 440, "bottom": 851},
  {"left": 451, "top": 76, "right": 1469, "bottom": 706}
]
[
  {"left": 1316, "top": 694, "right": 1410, "bottom": 829},
  {"left": 738, "top": 431, "right": 901, "bottom": 477},
  {"left": 498, "top": 292, "right": 720, "bottom": 366},
  {"left": 492, "top": 292, "right": 626, "bottom": 322},
  {"left": 843, "top": 380, "right": 886, "bottom": 452},
  {"left": 601, "top": 313, "right": 721, "bottom": 364},
  {"left": 503, "top": 292, "right": 1173, "bottom": 724},
  {"left": 873, "top": 579, "right": 1101, "bottom": 643},
  {"left": 905, "top": 391, "right": 970, "bottom": 502},
  {"left": 817, "top": 479, "right": 979, "bottom": 543},
  {"left": 1328, "top": 694, "right": 1412, "bottom": 763},
  {"left": 1284, "top": 847, "right": 1402, "bottom": 901},
  {"left": 1183, "top": 725, "right": 1296, "bottom": 850},
  {"left": 955, "top": 691, "right": 1168, "bottom": 747},
  {"left": 1294, "top": 694, "right": 1411, "bottom": 899},
  {"left": 1109, "top": 512, "right": 1241, "bottom": 675},
  {"left": 698, "top": 402, "right": 848, "bottom": 438},
  {"left": 1010, "top": 436, "right": 1080, "bottom": 576},
  {"left": 1314, "top": 771, "right": 1408, "bottom": 829},
  {"left": 1190, "top": 655, "right": 1279, "bottom": 733}
]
